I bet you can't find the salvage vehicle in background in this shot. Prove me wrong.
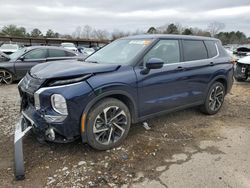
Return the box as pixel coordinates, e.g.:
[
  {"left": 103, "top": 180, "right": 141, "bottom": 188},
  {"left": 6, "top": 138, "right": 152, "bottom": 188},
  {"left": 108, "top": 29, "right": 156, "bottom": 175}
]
[
  {"left": 81, "top": 47, "right": 95, "bottom": 56},
  {"left": 0, "top": 46, "right": 78, "bottom": 84},
  {"left": 234, "top": 55, "right": 250, "bottom": 82},
  {"left": 17, "top": 34, "right": 234, "bottom": 152},
  {"left": 0, "top": 43, "right": 20, "bottom": 55}
]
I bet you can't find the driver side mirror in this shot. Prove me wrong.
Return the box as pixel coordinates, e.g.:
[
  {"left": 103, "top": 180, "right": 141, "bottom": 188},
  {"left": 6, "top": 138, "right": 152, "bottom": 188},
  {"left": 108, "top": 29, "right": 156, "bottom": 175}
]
[{"left": 141, "top": 58, "right": 164, "bottom": 74}]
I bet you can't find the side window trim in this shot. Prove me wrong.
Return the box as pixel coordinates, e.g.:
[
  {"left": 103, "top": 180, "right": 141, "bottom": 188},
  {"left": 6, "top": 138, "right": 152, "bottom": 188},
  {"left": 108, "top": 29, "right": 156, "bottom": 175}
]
[{"left": 163, "top": 41, "right": 220, "bottom": 66}]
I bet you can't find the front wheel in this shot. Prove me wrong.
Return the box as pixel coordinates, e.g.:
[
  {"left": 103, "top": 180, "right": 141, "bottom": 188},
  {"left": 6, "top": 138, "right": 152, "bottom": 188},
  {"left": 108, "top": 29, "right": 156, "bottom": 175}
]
[
  {"left": 86, "top": 98, "right": 131, "bottom": 150},
  {"left": 0, "top": 69, "right": 13, "bottom": 85},
  {"left": 200, "top": 82, "right": 225, "bottom": 115}
]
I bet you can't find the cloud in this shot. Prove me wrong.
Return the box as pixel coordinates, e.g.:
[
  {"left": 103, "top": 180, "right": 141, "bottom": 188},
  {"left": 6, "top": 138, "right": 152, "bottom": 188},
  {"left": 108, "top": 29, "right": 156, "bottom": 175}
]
[{"left": 0, "top": 0, "right": 249, "bottom": 36}]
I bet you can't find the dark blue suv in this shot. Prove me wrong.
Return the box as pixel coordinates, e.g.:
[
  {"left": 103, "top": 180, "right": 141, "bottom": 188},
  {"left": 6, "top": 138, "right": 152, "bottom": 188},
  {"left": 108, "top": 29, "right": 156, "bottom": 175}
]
[{"left": 18, "top": 35, "right": 234, "bottom": 150}]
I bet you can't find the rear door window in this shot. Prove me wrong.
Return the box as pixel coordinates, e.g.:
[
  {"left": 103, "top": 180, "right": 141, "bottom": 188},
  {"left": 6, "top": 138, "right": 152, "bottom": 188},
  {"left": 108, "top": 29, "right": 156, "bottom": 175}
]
[
  {"left": 65, "top": 51, "right": 76, "bottom": 57},
  {"left": 183, "top": 40, "right": 208, "bottom": 61},
  {"left": 48, "top": 49, "right": 67, "bottom": 57},
  {"left": 204, "top": 41, "right": 218, "bottom": 58}
]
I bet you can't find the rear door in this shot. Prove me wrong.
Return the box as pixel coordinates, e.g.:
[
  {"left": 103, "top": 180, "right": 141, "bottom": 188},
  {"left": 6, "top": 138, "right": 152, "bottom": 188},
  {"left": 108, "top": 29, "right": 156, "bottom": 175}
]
[
  {"left": 180, "top": 39, "right": 218, "bottom": 103},
  {"left": 14, "top": 48, "right": 48, "bottom": 79}
]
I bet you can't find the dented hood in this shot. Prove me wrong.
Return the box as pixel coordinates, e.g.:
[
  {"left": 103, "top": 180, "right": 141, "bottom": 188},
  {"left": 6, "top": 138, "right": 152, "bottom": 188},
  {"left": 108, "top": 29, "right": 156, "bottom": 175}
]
[{"left": 30, "top": 60, "right": 120, "bottom": 79}]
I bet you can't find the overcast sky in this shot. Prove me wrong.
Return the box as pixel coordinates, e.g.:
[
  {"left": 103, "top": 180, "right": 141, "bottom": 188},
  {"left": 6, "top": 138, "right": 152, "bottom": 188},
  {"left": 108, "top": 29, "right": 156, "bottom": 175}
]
[{"left": 0, "top": 0, "right": 250, "bottom": 36}]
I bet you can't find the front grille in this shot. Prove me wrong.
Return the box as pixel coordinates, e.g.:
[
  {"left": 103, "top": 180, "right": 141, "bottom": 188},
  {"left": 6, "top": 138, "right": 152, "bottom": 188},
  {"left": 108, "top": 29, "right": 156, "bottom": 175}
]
[{"left": 19, "top": 73, "right": 45, "bottom": 95}]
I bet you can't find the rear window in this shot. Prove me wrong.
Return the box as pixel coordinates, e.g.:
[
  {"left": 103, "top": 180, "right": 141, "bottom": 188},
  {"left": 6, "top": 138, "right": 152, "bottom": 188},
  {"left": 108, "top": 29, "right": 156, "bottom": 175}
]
[
  {"left": 204, "top": 41, "right": 218, "bottom": 58},
  {"left": 183, "top": 40, "right": 208, "bottom": 61}
]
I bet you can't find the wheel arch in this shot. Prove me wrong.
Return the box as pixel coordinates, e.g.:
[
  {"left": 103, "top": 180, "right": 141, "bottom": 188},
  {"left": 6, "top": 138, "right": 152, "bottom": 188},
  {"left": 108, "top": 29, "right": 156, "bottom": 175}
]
[{"left": 80, "top": 90, "right": 138, "bottom": 143}]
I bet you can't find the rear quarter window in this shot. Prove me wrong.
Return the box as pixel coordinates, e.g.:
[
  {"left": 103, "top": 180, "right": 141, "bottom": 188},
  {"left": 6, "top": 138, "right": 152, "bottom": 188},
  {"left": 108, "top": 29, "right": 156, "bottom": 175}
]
[
  {"left": 183, "top": 40, "right": 208, "bottom": 61},
  {"left": 65, "top": 51, "right": 76, "bottom": 57},
  {"left": 204, "top": 41, "right": 218, "bottom": 58}
]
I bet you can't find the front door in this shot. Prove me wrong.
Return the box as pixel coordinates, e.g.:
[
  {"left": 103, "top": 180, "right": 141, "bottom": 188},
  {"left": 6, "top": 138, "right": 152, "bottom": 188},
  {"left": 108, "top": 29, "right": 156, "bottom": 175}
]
[
  {"left": 14, "top": 48, "right": 48, "bottom": 79},
  {"left": 135, "top": 39, "right": 195, "bottom": 118}
]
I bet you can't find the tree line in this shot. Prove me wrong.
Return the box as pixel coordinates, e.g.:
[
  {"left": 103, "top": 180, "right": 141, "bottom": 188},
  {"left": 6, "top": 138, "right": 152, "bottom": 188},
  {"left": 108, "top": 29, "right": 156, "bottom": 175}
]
[{"left": 0, "top": 22, "right": 249, "bottom": 44}]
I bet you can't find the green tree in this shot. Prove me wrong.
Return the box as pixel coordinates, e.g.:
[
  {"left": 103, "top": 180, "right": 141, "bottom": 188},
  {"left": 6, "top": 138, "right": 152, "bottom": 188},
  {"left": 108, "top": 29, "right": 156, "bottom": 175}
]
[
  {"left": 45, "top": 29, "right": 59, "bottom": 38},
  {"left": 182, "top": 28, "right": 193, "bottom": 35},
  {"left": 166, "top": 23, "right": 179, "bottom": 34},
  {"left": 1, "top": 24, "right": 27, "bottom": 37},
  {"left": 147, "top": 27, "right": 157, "bottom": 34},
  {"left": 30, "top": 28, "right": 43, "bottom": 37}
]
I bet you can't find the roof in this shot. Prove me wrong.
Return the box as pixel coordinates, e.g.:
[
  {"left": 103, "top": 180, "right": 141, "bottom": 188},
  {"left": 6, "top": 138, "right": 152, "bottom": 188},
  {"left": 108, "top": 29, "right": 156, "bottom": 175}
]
[
  {"left": 123, "top": 34, "right": 219, "bottom": 41},
  {"left": 25, "top": 46, "right": 76, "bottom": 53}
]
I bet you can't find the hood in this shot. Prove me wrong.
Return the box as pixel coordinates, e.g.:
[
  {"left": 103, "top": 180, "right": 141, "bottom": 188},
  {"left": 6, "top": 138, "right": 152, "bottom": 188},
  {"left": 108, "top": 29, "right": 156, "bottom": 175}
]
[
  {"left": 30, "top": 60, "right": 121, "bottom": 79},
  {"left": 238, "top": 55, "right": 250, "bottom": 65}
]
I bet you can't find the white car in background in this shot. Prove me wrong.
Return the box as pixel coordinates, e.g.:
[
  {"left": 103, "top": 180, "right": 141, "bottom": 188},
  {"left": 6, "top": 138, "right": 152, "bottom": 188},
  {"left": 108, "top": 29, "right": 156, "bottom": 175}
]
[
  {"left": 82, "top": 47, "right": 95, "bottom": 56},
  {"left": 61, "top": 42, "right": 78, "bottom": 52},
  {"left": 0, "top": 43, "right": 20, "bottom": 55}
]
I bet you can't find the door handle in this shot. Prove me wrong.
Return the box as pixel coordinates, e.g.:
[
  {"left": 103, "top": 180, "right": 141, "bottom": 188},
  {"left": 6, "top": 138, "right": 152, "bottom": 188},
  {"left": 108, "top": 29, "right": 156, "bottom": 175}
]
[
  {"left": 210, "top": 62, "right": 214, "bottom": 66},
  {"left": 176, "top": 66, "right": 185, "bottom": 71}
]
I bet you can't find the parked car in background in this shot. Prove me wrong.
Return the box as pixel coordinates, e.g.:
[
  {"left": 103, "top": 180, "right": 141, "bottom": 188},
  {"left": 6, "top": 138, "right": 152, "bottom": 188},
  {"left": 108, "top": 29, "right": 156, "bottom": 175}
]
[
  {"left": 61, "top": 42, "right": 78, "bottom": 52},
  {"left": 0, "top": 46, "right": 78, "bottom": 84},
  {"left": 0, "top": 43, "right": 20, "bottom": 55},
  {"left": 81, "top": 47, "right": 95, "bottom": 56},
  {"left": 0, "top": 51, "right": 10, "bottom": 62},
  {"left": 18, "top": 34, "right": 233, "bottom": 150},
  {"left": 234, "top": 55, "right": 250, "bottom": 82}
]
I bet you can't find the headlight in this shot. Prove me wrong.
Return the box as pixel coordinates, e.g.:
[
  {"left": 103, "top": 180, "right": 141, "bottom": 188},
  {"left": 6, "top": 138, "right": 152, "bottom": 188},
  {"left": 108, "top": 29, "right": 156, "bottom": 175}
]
[{"left": 51, "top": 94, "right": 68, "bottom": 115}]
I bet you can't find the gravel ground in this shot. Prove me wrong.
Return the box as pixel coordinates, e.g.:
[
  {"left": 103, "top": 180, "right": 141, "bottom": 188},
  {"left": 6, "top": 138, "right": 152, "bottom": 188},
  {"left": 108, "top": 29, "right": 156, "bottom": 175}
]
[{"left": 0, "top": 81, "right": 250, "bottom": 188}]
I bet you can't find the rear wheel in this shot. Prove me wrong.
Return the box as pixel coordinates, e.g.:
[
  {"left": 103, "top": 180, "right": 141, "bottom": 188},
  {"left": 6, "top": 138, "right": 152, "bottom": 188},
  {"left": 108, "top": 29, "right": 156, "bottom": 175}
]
[
  {"left": 0, "top": 69, "right": 13, "bottom": 85},
  {"left": 200, "top": 82, "right": 225, "bottom": 115},
  {"left": 86, "top": 98, "right": 131, "bottom": 150}
]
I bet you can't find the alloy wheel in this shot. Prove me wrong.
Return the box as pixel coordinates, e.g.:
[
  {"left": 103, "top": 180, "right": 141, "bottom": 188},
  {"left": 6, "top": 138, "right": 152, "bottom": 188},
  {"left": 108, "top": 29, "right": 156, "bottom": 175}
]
[
  {"left": 208, "top": 86, "right": 224, "bottom": 112},
  {"left": 93, "top": 106, "right": 128, "bottom": 145},
  {"left": 0, "top": 70, "right": 13, "bottom": 84}
]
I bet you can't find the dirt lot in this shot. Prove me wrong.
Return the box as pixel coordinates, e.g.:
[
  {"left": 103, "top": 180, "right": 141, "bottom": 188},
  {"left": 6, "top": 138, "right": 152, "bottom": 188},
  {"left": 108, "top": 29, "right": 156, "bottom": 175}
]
[{"left": 0, "top": 81, "right": 250, "bottom": 188}]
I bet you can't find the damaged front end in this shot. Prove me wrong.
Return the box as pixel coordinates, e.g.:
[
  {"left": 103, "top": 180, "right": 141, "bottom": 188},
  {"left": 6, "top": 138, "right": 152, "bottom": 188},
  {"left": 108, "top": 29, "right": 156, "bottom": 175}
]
[{"left": 14, "top": 71, "right": 94, "bottom": 180}]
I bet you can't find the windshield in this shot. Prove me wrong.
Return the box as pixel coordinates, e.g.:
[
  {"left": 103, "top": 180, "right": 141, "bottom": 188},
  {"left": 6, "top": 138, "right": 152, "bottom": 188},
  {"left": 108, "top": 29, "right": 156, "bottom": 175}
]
[
  {"left": 9, "top": 48, "right": 28, "bottom": 60},
  {"left": 85, "top": 39, "right": 153, "bottom": 64},
  {"left": 0, "top": 44, "right": 18, "bottom": 50}
]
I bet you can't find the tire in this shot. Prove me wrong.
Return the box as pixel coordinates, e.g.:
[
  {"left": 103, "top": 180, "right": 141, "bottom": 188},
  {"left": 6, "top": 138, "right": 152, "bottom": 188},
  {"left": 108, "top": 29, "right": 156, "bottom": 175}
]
[
  {"left": 86, "top": 98, "right": 131, "bottom": 150},
  {"left": 0, "top": 69, "right": 13, "bottom": 85},
  {"left": 200, "top": 82, "right": 225, "bottom": 115}
]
